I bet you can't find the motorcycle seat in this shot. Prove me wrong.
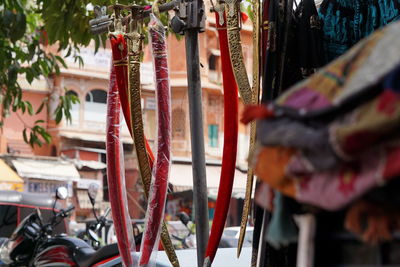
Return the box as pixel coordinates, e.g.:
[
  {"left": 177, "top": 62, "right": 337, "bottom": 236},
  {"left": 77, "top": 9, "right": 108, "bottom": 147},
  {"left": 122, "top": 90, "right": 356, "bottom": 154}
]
[{"left": 75, "top": 243, "right": 119, "bottom": 267}]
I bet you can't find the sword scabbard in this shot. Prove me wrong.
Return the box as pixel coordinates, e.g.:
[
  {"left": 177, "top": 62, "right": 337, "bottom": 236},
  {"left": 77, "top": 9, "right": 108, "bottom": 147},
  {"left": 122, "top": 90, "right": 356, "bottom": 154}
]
[
  {"left": 224, "top": 0, "right": 261, "bottom": 257},
  {"left": 124, "top": 11, "right": 179, "bottom": 267}
]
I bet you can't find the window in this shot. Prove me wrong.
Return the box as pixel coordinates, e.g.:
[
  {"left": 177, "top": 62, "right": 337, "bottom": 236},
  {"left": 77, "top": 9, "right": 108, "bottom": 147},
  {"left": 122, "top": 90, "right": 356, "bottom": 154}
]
[
  {"left": 172, "top": 108, "right": 185, "bottom": 139},
  {"left": 208, "top": 95, "right": 219, "bottom": 107},
  {"left": 208, "top": 124, "right": 219, "bottom": 148},
  {"left": 66, "top": 90, "right": 80, "bottom": 126},
  {"left": 85, "top": 89, "right": 107, "bottom": 103},
  {"left": 84, "top": 89, "right": 107, "bottom": 123},
  {"left": 208, "top": 55, "right": 217, "bottom": 71}
]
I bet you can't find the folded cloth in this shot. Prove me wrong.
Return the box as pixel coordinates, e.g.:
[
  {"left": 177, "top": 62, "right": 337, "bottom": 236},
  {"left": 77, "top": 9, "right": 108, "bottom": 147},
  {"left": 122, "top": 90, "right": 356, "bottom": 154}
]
[{"left": 253, "top": 21, "right": 400, "bottom": 211}]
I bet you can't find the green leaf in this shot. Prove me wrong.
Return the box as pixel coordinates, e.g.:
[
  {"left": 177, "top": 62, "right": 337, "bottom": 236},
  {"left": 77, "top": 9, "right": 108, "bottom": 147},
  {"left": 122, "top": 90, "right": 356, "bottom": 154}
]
[
  {"left": 26, "top": 69, "right": 34, "bottom": 84},
  {"left": 26, "top": 101, "right": 34, "bottom": 115},
  {"left": 55, "top": 109, "right": 63, "bottom": 124},
  {"left": 20, "top": 101, "right": 26, "bottom": 114},
  {"left": 41, "top": 131, "right": 52, "bottom": 144},
  {"left": 55, "top": 55, "right": 68, "bottom": 69},
  {"left": 10, "top": 13, "right": 27, "bottom": 43},
  {"left": 36, "top": 102, "right": 45, "bottom": 114},
  {"left": 35, "top": 119, "right": 45, "bottom": 124},
  {"left": 23, "top": 128, "right": 28, "bottom": 143},
  {"left": 3, "top": 10, "right": 15, "bottom": 29}
]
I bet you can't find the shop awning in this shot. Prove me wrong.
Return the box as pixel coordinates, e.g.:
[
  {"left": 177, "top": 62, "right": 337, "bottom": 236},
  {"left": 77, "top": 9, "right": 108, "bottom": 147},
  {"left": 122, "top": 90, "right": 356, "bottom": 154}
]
[
  {"left": 169, "top": 163, "right": 252, "bottom": 198},
  {"left": 0, "top": 159, "right": 24, "bottom": 191},
  {"left": 12, "top": 158, "right": 80, "bottom": 182},
  {"left": 72, "top": 159, "right": 106, "bottom": 170},
  {"left": 59, "top": 131, "right": 133, "bottom": 144}
]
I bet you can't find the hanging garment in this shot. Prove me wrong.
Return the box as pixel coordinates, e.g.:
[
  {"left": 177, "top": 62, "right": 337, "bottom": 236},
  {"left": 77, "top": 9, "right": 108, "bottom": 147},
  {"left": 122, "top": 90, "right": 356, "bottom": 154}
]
[
  {"left": 249, "top": 21, "right": 400, "bottom": 211},
  {"left": 262, "top": 0, "right": 323, "bottom": 102},
  {"left": 293, "top": 0, "right": 325, "bottom": 77},
  {"left": 319, "top": 0, "right": 400, "bottom": 62}
]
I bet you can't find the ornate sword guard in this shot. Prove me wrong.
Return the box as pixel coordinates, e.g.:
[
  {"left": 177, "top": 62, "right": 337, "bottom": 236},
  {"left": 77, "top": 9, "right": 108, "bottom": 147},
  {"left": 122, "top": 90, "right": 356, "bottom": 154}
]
[
  {"left": 107, "top": 4, "right": 125, "bottom": 35},
  {"left": 224, "top": 0, "right": 238, "bottom": 19},
  {"left": 171, "top": 0, "right": 205, "bottom": 35},
  {"left": 223, "top": 0, "right": 243, "bottom": 31},
  {"left": 212, "top": 1, "right": 225, "bottom": 26},
  {"left": 124, "top": 5, "right": 145, "bottom": 58}
]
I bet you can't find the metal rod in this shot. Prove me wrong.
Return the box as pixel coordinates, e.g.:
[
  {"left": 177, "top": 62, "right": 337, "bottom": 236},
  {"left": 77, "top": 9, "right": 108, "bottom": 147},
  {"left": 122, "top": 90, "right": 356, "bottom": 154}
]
[
  {"left": 185, "top": 29, "right": 209, "bottom": 267},
  {"left": 256, "top": 210, "right": 269, "bottom": 267}
]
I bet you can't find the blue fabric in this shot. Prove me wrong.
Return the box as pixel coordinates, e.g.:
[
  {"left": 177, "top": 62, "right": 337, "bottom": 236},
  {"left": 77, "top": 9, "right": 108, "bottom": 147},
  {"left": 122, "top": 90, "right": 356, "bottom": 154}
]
[
  {"left": 266, "top": 193, "right": 298, "bottom": 249},
  {"left": 319, "top": 0, "right": 400, "bottom": 62}
]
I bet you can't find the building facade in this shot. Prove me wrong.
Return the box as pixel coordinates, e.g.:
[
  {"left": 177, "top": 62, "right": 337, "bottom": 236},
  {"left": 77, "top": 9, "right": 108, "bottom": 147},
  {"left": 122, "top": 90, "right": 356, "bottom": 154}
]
[{"left": 0, "top": 5, "right": 253, "bottom": 225}]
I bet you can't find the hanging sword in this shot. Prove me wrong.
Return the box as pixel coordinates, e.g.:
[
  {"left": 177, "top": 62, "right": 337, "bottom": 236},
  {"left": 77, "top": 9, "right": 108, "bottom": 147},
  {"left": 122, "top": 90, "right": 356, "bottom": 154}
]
[
  {"left": 170, "top": 1, "right": 209, "bottom": 266},
  {"left": 124, "top": 5, "right": 179, "bottom": 267},
  {"left": 224, "top": 0, "right": 261, "bottom": 258},
  {"left": 139, "top": 7, "right": 173, "bottom": 266},
  {"left": 203, "top": 3, "right": 239, "bottom": 266}
]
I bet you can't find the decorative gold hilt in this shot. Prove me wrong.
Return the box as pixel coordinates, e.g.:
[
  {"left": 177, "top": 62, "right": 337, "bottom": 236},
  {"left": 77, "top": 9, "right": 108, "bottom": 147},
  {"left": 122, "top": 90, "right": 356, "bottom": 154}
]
[
  {"left": 213, "top": 1, "right": 225, "bottom": 26},
  {"left": 124, "top": 5, "right": 145, "bottom": 60},
  {"left": 108, "top": 4, "right": 126, "bottom": 34}
]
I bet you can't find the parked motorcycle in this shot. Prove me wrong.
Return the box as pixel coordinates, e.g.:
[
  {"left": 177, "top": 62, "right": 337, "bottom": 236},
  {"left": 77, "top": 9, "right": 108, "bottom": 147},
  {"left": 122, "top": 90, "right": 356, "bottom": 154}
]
[
  {"left": 170, "top": 212, "right": 196, "bottom": 249},
  {"left": 77, "top": 184, "right": 112, "bottom": 250},
  {"left": 0, "top": 187, "right": 120, "bottom": 267}
]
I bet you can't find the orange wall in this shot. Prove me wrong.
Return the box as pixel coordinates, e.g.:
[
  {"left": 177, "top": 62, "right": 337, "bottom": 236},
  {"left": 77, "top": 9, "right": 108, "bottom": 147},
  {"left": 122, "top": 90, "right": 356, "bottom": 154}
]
[
  {"left": 3, "top": 91, "right": 48, "bottom": 140},
  {"left": 79, "top": 150, "right": 99, "bottom": 161}
]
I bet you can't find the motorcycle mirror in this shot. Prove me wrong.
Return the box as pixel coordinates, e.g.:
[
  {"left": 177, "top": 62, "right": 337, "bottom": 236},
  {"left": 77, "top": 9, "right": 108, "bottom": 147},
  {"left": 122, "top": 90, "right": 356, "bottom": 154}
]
[
  {"left": 88, "top": 229, "right": 100, "bottom": 243},
  {"left": 56, "top": 187, "right": 68, "bottom": 200},
  {"left": 177, "top": 212, "right": 190, "bottom": 226},
  {"left": 88, "top": 183, "right": 99, "bottom": 206}
]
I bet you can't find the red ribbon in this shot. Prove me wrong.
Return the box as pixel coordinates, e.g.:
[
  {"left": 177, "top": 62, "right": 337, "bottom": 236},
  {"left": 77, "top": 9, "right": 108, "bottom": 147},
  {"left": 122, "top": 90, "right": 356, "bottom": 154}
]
[
  {"left": 205, "top": 12, "right": 239, "bottom": 263},
  {"left": 106, "top": 65, "right": 135, "bottom": 267},
  {"left": 139, "top": 18, "right": 171, "bottom": 265}
]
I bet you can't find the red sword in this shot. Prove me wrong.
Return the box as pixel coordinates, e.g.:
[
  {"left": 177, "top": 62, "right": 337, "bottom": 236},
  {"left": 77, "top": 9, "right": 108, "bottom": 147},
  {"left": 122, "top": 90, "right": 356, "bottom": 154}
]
[
  {"left": 110, "top": 34, "right": 155, "bottom": 169},
  {"left": 204, "top": 9, "right": 239, "bottom": 264},
  {"left": 139, "top": 15, "right": 171, "bottom": 266},
  {"left": 106, "top": 65, "right": 136, "bottom": 267}
]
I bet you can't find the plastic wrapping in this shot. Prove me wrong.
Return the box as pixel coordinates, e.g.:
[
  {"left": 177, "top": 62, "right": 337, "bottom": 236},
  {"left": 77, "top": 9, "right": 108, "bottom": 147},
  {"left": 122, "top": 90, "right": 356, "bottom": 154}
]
[
  {"left": 110, "top": 34, "right": 156, "bottom": 168},
  {"left": 204, "top": 11, "right": 239, "bottom": 264},
  {"left": 139, "top": 14, "right": 171, "bottom": 267},
  {"left": 106, "top": 65, "right": 136, "bottom": 267}
]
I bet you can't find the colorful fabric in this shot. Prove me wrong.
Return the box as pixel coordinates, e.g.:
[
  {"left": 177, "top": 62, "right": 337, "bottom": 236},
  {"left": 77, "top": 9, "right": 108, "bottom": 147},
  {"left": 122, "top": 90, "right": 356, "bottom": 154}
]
[
  {"left": 319, "top": 0, "right": 400, "bottom": 62},
  {"left": 254, "top": 21, "right": 400, "bottom": 211},
  {"left": 255, "top": 141, "right": 400, "bottom": 211}
]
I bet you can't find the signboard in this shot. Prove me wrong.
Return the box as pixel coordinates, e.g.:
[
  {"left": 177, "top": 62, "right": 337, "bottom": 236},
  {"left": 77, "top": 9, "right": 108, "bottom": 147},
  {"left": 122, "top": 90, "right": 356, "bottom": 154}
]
[
  {"left": 26, "top": 180, "right": 73, "bottom": 197},
  {"left": 77, "top": 178, "right": 102, "bottom": 189},
  {"left": 0, "top": 182, "right": 23, "bottom": 192}
]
